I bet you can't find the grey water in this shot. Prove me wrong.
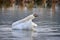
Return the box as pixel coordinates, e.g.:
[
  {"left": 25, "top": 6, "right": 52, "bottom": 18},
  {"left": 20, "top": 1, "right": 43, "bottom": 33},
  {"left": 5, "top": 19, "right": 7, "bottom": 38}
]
[{"left": 0, "top": 5, "right": 60, "bottom": 40}]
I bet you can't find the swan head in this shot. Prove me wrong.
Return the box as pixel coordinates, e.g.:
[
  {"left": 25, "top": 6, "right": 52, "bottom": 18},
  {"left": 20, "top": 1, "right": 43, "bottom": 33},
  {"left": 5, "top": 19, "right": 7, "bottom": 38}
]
[{"left": 33, "top": 13, "right": 38, "bottom": 17}]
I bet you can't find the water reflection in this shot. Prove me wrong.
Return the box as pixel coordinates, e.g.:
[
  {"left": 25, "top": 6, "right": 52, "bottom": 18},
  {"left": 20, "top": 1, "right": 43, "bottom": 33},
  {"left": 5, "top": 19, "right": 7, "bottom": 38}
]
[{"left": 12, "top": 30, "right": 32, "bottom": 40}]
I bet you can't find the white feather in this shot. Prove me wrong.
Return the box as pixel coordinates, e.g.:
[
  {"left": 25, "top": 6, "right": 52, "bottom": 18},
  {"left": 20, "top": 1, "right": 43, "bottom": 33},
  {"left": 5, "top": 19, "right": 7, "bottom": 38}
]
[{"left": 12, "top": 14, "right": 37, "bottom": 30}]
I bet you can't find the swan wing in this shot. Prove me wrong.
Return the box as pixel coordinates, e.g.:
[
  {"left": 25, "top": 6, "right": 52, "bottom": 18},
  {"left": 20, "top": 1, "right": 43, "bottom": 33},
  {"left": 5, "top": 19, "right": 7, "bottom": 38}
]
[{"left": 12, "top": 14, "right": 35, "bottom": 26}]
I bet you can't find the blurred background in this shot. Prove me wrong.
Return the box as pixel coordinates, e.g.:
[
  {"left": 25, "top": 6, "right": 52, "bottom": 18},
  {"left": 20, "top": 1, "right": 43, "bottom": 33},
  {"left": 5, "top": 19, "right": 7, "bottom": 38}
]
[{"left": 0, "top": 0, "right": 60, "bottom": 24}]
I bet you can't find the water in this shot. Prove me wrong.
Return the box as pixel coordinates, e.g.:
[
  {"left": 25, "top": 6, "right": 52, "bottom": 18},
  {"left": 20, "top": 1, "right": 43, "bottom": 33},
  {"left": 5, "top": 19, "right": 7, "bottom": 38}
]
[
  {"left": 0, "top": 25, "right": 60, "bottom": 40},
  {"left": 0, "top": 5, "right": 60, "bottom": 40}
]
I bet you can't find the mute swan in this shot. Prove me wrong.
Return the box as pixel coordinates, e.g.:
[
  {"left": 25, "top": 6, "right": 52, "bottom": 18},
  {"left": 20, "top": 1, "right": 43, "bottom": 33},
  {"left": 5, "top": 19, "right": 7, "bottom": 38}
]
[{"left": 12, "top": 13, "right": 38, "bottom": 30}]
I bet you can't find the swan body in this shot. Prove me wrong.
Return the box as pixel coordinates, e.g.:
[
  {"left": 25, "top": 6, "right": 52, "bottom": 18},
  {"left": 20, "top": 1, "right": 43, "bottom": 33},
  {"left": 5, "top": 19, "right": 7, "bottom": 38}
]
[{"left": 12, "top": 14, "right": 38, "bottom": 30}]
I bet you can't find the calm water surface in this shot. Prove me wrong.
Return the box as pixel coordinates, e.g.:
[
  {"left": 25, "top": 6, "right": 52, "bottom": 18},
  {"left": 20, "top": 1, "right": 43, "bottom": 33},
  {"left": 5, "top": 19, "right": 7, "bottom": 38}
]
[{"left": 0, "top": 5, "right": 60, "bottom": 40}]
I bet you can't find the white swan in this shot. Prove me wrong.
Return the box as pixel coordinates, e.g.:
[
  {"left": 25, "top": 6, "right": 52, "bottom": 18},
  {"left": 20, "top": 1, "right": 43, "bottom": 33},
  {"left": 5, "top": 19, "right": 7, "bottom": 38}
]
[{"left": 12, "top": 13, "right": 38, "bottom": 30}]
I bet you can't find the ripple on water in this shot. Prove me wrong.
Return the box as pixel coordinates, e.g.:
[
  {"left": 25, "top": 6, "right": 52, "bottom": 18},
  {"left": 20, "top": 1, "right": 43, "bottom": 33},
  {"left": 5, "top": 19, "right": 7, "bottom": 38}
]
[{"left": 0, "top": 24, "right": 60, "bottom": 40}]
